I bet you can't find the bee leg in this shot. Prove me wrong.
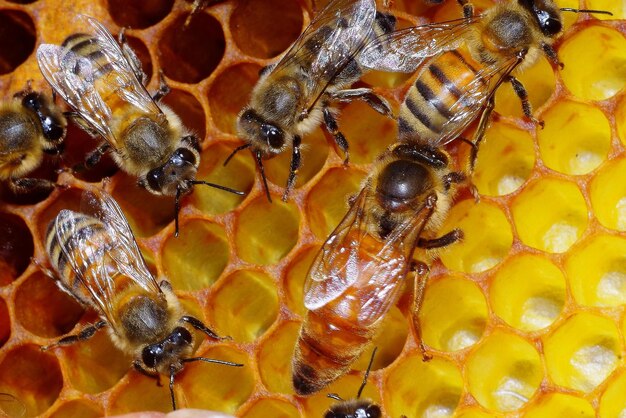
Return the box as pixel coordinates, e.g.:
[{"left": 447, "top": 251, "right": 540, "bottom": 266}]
[
  {"left": 410, "top": 261, "right": 432, "bottom": 361},
  {"left": 73, "top": 143, "right": 111, "bottom": 173},
  {"left": 41, "top": 320, "right": 107, "bottom": 351},
  {"left": 507, "top": 76, "right": 544, "bottom": 129},
  {"left": 541, "top": 42, "right": 564, "bottom": 70},
  {"left": 118, "top": 28, "right": 149, "bottom": 85},
  {"left": 133, "top": 360, "right": 163, "bottom": 387},
  {"left": 322, "top": 107, "right": 349, "bottom": 164},
  {"left": 181, "top": 315, "right": 230, "bottom": 341},
  {"left": 8, "top": 177, "right": 59, "bottom": 195},
  {"left": 418, "top": 228, "right": 463, "bottom": 249},
  {"left": 282, "top": 135, "right": 301, "bottom": 202},
  {"left": 152, "top": 71, "right": 171, "bottom": 102},
  {"left": 330, "top": 88, "right": 393, "bottom": 118},
  {"left": 456, "top": 0, "right": 474, "bottom": 18}
]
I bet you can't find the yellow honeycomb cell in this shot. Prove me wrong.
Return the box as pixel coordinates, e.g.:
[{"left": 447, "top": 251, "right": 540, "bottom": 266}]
[
  {"left": 590, "top": 157, "right": 626, "bottom": 231},
  {"left": 523, "top": 392, "right": 595, "bottom": 418},
  {"left": 439, "top": 200, "right": 513, "bottom": 273},
  {"left": 47, "top": 399, "right": 102, "bottom": 418},
  {"left": 239, "top": 397, "right": 300, "bottom": 418},
  {"left": 455, "top": 407, "right": 502, "bottom": 418},
  {"left": 258, "top": 320, "right": 300, "bottom": 396},
  {"left": 465, "top": 331, "right": 542, "bottom": 412},
  {"left": 543, "top": 312, "right": 620, "bottom": 392},
  {"left": 537, "top": 99, "right": 611, "bottom": 175},
  {"left": 283, "top": 244, "right": 318, "bottom": 316},
  {"left": 511, "top": 177, "right": 587, "bottom": 253},
  {"left": 599, "top": 369, "right": 626, "bottom": 417},
  {"left": 489, "top": 254, "right": 566, "bottom": 331}
]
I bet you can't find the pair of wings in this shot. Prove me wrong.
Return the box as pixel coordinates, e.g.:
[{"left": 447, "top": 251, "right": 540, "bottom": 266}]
[
  {"left": 360, "top": 15, "right": 524, "bottom": 147},
  {"left": 304, "top": 181, "right": 434, "bottom": 326},
  {"left": 36, "top": 15, "right": 161, "bottom": 151},
  {"left": 53, "top": 188, "right": 161, "bottom": 330}
]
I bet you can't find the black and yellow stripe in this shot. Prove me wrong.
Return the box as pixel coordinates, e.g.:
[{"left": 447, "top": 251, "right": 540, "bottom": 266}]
[{"left": 61, "top": 33, "right": 115, "bottom": 80}]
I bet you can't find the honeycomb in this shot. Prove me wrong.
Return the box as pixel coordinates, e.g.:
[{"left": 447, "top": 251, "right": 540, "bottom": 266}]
[{"left": 0, "top": 0, "right": 625, "bottom": 416}]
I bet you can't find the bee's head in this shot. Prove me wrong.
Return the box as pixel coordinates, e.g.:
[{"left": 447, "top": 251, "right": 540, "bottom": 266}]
[
  {"left": 237, "top": 108, "right": 286, "bottom": 157},
  {"left": 325, "top": 402, "right": 382, "bottom": 418},
  {"left": 20, "top": 91, "right": 67, "bottom": 146},
  {"left": 140, "top": 145, "right": 199, "bottom": 197},
  {"left": 141, "top": 326, "right": 194, "bottom": 376},
  {"left": 518, "top": 0, "right": 563, "bottom": 37}
]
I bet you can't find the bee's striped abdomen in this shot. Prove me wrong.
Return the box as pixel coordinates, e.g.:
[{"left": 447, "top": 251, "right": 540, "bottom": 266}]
[
  {"left": 398, "top": 49, "right": 484, "bottom": 143},
  {"left": 61, "top": 33, "right": 115, "bottom": 80}
]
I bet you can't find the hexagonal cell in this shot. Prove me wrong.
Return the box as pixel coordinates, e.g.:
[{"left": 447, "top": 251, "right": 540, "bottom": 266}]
[
  {"left": 47, "top": 399, "right": 102, "bottom": 418},
  {"left": 230, "top": 0, "right": 303, "bottom": 58},
  {"left": 302, "top": 372, "right": 381, "bottom": 417},
  {"left": 159, "top": 13, "right": 224, "bottom": 83},
  {"left": 14, "top": 272, "right": 84, "bottom": 338},
  {"left": 543, "top": 312, "right": 620, "bottom": 392},
  {"left": 258, "top": 320, "right": 300, "bottom": 395},
  {"left": 590, "top": 158, "right": 626, "bottom": 231},
  {"left": 599, "top": 369, "right": 626, "bottom": 418},
  {"left": 494, "top": 55, "right": 555, "bottom": 119},
  {"left": 439, "top": 200, "right": 513, "bottom": 273},
  {"left": 125, "top": 35, "right": 153, "bottom": 83},
  {"left": 524, "top": 392, "right": 594, "bottom": 418},
  {"left": 511, "top": 177, "right": 587, "bottom": 253},
  {"left": 108, "top": 0, "right": 173, "bottom": 28},
  {"left": 190, "top": 142, "right": 254, "bottom": 216},
  {"left": 208, "top": 64, "right": 261, "bottom": 135},
  {"left": 60, "top": 326, "right": 129, "bottom": 394},
  {"left": 338, "top": 100, "right": 397, "bottom": 165},
  {"left": 177, "top": 345, "right": 253, "bottom": 413},
  {"left": 385, "top": 355, "right": 463, "bottom": 418},
  {"left": 265, "top": 127, "right": 329, "bottom": 192},
  {"left": 239, "top": 397, "right": 300, "bottom": 418},
  {"left": 565, "top": 234, "right": 626, "bottom": 307},
  {"left": 306, "top": 167, "right": 365, "bottom": 240},
  {"left": 490, "top": 254, "right": 566, "bottom": 331},
  {"left": 162, "top": 219, "right": 229, "bottom": 291},
  {"left": 208, "top": 269, "right": 279, "bottom": 342},
  {"left": 0, "top": 212, "right": 33, "bottom": 286},
  {"left": 537, "top": 99, "right": 610, "bottom": 175},
  {"left": 0, "top": 10, "right": 35, "bottom": 74},
  {"left": 0, "top": 297, "right": 9, "bottom": 348},
  {"left": 466, "top": 331, "right": 542, "bottom": 412},
  {"left": 473, "top": 120, "right": 535, "bottom": 196},
  {"left": 161, "top": 88, "right": 206, "bottom": 140},
  {"left": 559, "top": 25, "right": 626, "bottom": 101},
  {"left": 235, "top": 197, "right": 300, "bottom": 265},
  {"left": 0, "top": 344, "right": 63, "bottom": 417},
  {"left": 108, "top": 371, "right": 172, "bottom": 415},
  {"left": 419, "top": 274, "right": 488, "bottom": 352},
  {"left": 283, "top": 244, "right": 318, "bottom": 316}
]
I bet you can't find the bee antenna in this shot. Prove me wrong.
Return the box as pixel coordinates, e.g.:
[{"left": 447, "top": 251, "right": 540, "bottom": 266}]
[
  {"left": 255, "top": 151, "right": 272, "bottom": 203},
  {"left": 169, "top": 364, "right": 177, "bottom": 410},
  {"left": 174, "top": 185, "right": 182, "bottom": 238},
  {"left": 559, "top": 7, "right": 613, "bottom": 16},
  {"left": 181, "top": 357, "right": 244, "bottom": 367},
  {"left": 188, "top": 180, "right": 245, "bottom": 195},
  {"left": 224, "top": 143, "right": 251, "bottom": 167},
  {"left": 357, "top": 347, "right": 377, "bottom": 399}
]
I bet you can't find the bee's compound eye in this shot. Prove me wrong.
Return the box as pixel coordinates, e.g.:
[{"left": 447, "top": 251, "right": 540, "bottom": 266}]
[
  {"left": 21, "top": 93, "right": 41, "bottom": 111},
  {"left": 145, "top": 168, "right": 162, "bottom": 192},
  {"left": 324, "top": 411, "right": 337, "bottom": 418},
  {"left": 366, "top": 405, "right": 381, "bottom": 418},
  {"left": 174, "top": 148, "right": 196, "bottom": 166},
  {"left": 261, "top": 124, "right": 284, "bottom": 149},
  {"left": 536, "top": 8, "right": 562, "bottom": 35},
  {"left": 142, "top": 345, "right": 162, "bottom": 368}
]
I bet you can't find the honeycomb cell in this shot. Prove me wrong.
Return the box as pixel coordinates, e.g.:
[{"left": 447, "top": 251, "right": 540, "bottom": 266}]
[
  {"left": 190, "top": 142, "right": 254, "bottom": 216},
  {"left": 265, "top": 127, "right": 329, "bottom": 191},
  {"left": 439, "top": 200, "right": 513, "bottom": 273},
  {"left": 490, "top": 254, "right": 566, "bottom": 332},
  {"left": 48, "top": 399, "right": 102, "bottom": 418},
  {"left": 0, "top": 393, "right": 26, "bottom": 418},
  {"left": 61, "top": 326, "right": 129, "bottom": 394},
  {"left": 0, "top": 10, "right": 35, "bottom": 74},
  {"left": 108, "top": 372, "right": 172, "bottom": 414},
  {"left": 537, "top": 100, "right": 611, "bottom": 175},
  {"left": 162, "top": 219, "right": 229, "bottom": 291},
  {"left": 590, "top": 157, "right": 626, "bottom": 231},
  {"left": 0, "top": 297, "right": 8, "bottom": 348},
  {"left": 466, "top": 331, "right": 542, "bottom": 412},
  {"left": 177, "top": 345, "right": 253, "bottom": 413},
  {"left": 0, "top": 345, "right": 63, "bottom": 417},
  {"left": 258, "top": 320, "right": 299, "bottom": 395},
  {"left": 107, "top": 0, "right": 173, "bottom": 28},
  {"left": 161, "top": 88, "right": 207, "bottom": 140},
  {"left": 599, "top": 369, "right": 626, "bottom": 418},
  {"left": 543, "top": 312, "right": 620, "bottom": 392},
  {"left": 125, "top": 35, "right": 153, "bottom": 83},
  {"left": 473, "top": 121, "right": 535, "bottom": 196},
  {"left": 306, "top": 167, "right": 365, "bottom": 240},
  {"left": 339, "top": 100, "right": 397, "bottom": 165},
  {"left": 230, "top": 0, "right": 303, "bottom": 58},
  {"left": 494, "top": 55, "right": 555, "bottom": 119},
  {"left": 524, "top": 392, "right": 594, "bottom": 418},
  {"left": 235, "top": 197, "right": 300, "bottom": 265},
  {"left": 511, "top": 177, "right": 587, "bottom": 253},
  {"left": 586, "top": 0, "right": 626, "bottom": 19},
  {"left": 239, "top": 397, "right": 300, "bottom": 418},
  {"left": 0, "top": 212, "right": 33, "bottom": 286},
  {"left": 385, "top": 355, "right": 463, "bottom": 418},
  {"left": 14, "top": 272, "right": 84, "bottom": 338},
  {"left": 61, "top": 125, "right": 118, "bottom": 184},
  {"left": 283, "top": 244, "right": 318, "bottom": 316},
  {"left": 159, "top": 13, "right": 225, "bottom": 83},
  {"left": 208, "top": 64, "right": 261, "bottom": 135},
  {"left": 565, "top": 234, "right": 626, "bottom": 307},
  {"left": 559, "top": 25, "right": 626, "bottom": 101},
  {"left": 208, "top": 269, "right": 278, "bottom": 342},
  {"left": 419, "top": 274, "right": 488, "bottom": 352}
]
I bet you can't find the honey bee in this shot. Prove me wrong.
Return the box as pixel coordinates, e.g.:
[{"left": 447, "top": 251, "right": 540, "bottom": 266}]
[
  {"left": 292, "top": 141, "right": 465, "bottom": 395},
  {"left": 36, "top": 16, "right": 243, "bottom": 236},
  {"left": 41, "top": 187, "right": 243, "bottom": 410},
  {"left": 0, "top": 84, "right": 66, "bottom": 195},
  {"left": 232, "top": 0, "right": 396, "bottom": 201},
  {"left": 359, "top": 0, "right": 612, "bottom": 168},
  {"left": 0, "top": 393, "right": 25, "bottom": 418}
]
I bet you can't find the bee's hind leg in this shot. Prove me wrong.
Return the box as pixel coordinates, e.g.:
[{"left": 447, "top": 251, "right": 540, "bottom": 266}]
[
  {"left": 152, "top": 71, "right": 171, "bottom": 102},
  {"left": 410, "top": 261, "right": 432, "bottom": 361},
  {"left": 323, "top": 107, "right": 349, "bottom": 164},
  {"left": 41, "top": 320, "right": 107, "bottom": 351},
  {"left": 330, "top": 88, "right": 393, "bottom": 118},
  {"left": 507, "top": 76, "right": 544, "bottom": 128}
]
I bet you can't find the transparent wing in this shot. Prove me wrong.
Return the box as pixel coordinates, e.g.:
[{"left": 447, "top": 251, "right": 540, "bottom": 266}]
[
  {"left": 0, "top": 393, "right": 25, "bottom": 418},
  {"left": 359, "top": 16, "right": 476, "bottom": 73},
  {"left": 269, "top": 0, "right": 376, "bottom": 111}
]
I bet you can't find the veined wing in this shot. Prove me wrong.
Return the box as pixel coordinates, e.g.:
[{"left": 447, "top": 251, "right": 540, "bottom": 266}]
[
  {"left": 359, "top": 16, "right": 476, "bottom": 73},
  {"left": 0, "top": 393, "right": 25, "bottom": 418}
]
